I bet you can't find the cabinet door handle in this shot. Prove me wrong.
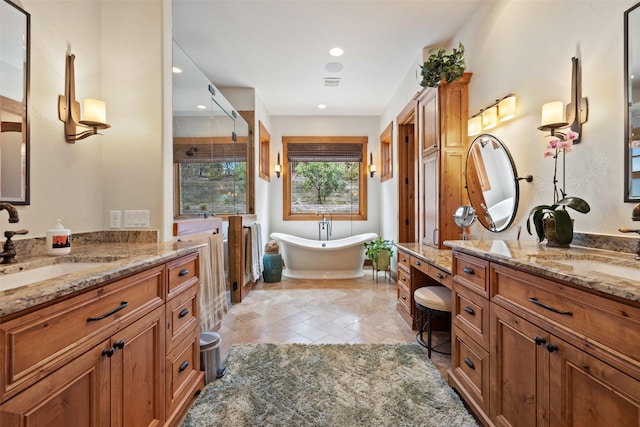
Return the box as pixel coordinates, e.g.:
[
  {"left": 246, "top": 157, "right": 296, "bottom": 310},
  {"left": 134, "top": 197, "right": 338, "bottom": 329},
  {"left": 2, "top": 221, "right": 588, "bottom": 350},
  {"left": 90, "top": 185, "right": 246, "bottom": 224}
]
[
  {"left": 534, "top": 336, "right": 546, "bottom": 346},
  {"left": 102, "top": 347, "right": 115, "bottom": 358},
  {"left": 87, "top": 301, "right": 129, "bottom": 322},
  {"left": 179, "top": 360, "right": 190, "bottom": 372},
  {"left": 528, "top": 297, "right": 573, "bottom": 316},
  {"left": 463, "top": 267, "right": 475, "bottom": 275},
  {"left": 545, "top": 343, "right": 559, "bottom": 353},
  {"left": 114, "top": 340, "right": 126, "bottom": 350},
  {"left": 179, "top": 308, "right": 190, "bottom": 318},
  {"left": 178, "top": 268, "right": 190, "bottom": 277},
  {"left": 464, "top": 357, "right": 475, "bottom": 370},
  {"left": 463, "top": 306, "right": 475, "bottom": 316}
]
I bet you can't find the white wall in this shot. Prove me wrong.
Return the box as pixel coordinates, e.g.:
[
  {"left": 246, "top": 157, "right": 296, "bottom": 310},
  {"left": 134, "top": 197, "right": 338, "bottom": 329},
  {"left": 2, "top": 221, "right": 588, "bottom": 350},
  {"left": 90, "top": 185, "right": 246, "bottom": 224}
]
[
  {"left": 268, "top": 115, "right": 381, "bottom": 240},
  {"left": 380, "top": 0, "right": 638, "bottom": 245}
]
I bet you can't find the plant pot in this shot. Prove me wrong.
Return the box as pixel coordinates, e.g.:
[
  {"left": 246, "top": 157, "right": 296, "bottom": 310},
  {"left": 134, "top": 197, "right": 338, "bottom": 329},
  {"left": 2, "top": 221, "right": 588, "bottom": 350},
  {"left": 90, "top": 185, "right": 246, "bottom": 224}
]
[
  {"left": 543, "top": 217, "right": 573, "bottom": 248},
  {"left": 373, "top": 249, "right": 391, "bottom": 271}
]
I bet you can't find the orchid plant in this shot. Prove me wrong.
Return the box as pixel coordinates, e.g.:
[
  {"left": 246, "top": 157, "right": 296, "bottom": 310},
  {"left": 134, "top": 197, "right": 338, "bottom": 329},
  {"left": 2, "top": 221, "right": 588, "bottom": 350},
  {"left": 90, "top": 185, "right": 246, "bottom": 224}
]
[{"left": 527, "top": 131, "right": 591, "bottom": 245}]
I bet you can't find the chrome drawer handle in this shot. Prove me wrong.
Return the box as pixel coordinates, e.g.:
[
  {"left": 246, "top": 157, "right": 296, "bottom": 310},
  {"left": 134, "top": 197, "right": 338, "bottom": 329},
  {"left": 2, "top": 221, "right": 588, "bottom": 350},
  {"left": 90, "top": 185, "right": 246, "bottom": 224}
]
[
  {"left": 179, "top": 360, "right": 190, "bottom": 373},
  {"left": 463, "top": 267, "right": 474, "bottom": 275},
  {"left": 178, "top": 268, "right": 190, "bottom": 277},
  {"left": 528, "top": 297, "right": 573, "bottom": 316},
  {"left": 179, "top": 308, "right": 190, "bottom": 318},
  {"left": 463, "top": 306, "right": 475, "bottom": 316},
  {"left": 464, "top": 357, "right": 475, "bottom": 370},
  {"left": 87, "top": 301, "right": 129, "bottom": 322}
]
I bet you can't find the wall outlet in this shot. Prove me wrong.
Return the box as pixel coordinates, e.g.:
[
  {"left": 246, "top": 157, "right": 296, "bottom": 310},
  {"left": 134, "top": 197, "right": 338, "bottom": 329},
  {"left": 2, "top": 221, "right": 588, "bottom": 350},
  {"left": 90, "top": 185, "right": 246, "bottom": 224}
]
[
  {"left": 110, "top": 210, "right": 122, "bottom": 229},
  {"left": 124, "top": 210, "right": 150, "bottom": 228}
]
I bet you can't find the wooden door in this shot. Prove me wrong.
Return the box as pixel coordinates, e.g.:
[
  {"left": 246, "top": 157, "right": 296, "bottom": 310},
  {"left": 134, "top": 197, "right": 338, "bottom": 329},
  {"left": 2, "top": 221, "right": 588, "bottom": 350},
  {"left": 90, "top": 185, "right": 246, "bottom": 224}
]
[
  {"left": 397, "top": 100, "right": 418, "bottom": 243},
  {"left": 490, "top": 304, "right": 550, "bottom": 427},
  {"left": 422, "top": 151, "right": 438, "bottom": 247},
  {"left": 549, "top": 337, "right": 640, "bottom": 427},
  {"left": 111, "top": 307, "right": 165, "bottom": 427},
  {"left": 0, "top": 340, "right": 110, "bottom": 426}
]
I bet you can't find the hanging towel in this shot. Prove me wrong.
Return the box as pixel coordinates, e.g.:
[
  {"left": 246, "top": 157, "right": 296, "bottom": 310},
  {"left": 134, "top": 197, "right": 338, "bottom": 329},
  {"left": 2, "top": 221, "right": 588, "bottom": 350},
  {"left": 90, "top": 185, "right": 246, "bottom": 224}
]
[
  {"left": 250, "top": 223, "right": 263, "bottom": 282},
  {"left": 199, "top": 233, "right": 228, "bottom": 332}
]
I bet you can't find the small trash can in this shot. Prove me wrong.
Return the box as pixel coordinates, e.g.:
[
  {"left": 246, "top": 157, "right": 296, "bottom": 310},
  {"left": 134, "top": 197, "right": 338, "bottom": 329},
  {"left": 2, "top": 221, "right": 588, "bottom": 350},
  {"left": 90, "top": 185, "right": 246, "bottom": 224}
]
[{"left": 200, "top": 331, "right": 225, "bottom": 384}]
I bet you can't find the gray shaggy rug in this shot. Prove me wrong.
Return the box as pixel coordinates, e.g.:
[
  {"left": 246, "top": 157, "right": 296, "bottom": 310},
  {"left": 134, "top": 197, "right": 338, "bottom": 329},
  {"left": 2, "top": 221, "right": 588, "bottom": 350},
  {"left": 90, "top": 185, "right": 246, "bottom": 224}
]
[{"left": 182, "top": 343, "right": 478, "bottom": 426}]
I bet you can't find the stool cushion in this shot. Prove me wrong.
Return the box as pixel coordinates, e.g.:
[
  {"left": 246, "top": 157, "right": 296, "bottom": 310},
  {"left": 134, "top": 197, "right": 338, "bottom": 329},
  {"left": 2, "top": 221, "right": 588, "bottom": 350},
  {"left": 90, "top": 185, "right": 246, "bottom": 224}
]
[{"left": 414, "top": 286, "right": 452, "bottom": 312}]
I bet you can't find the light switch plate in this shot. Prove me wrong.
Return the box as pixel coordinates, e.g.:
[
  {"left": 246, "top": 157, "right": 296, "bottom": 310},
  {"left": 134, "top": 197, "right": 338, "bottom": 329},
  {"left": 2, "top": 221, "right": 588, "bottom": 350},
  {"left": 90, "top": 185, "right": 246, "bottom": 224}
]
[{"left": 110, "top": 210, "right": 121, "bottom": 229}]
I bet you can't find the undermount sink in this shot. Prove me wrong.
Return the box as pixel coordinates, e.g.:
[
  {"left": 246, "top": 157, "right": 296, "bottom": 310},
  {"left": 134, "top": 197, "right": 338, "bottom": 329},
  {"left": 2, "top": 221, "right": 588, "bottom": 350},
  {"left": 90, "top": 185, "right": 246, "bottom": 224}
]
[
  {"left": 0, "top": 262, "right": 103, "bottom": 292},
  {"left": 553, "top": 260, "right": 640, "bottom": 281}
]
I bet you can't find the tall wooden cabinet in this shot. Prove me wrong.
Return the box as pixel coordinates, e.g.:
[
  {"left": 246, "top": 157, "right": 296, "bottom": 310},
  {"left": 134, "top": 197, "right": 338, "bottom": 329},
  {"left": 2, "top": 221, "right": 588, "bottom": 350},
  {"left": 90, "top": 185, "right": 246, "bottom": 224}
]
[{"left": 417, "top": 73, "right": 471, "bottom": 248}]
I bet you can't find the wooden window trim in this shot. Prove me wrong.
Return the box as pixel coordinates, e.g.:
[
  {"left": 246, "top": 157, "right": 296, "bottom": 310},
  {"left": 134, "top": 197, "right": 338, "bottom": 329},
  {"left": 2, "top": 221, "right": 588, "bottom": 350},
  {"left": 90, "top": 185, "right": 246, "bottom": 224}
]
[
  {"left": 282, "top": 136, "right": 368, "bottom": 221},
  {"left": 258, "top": 121, "right": 271, "bottom": 182},
  {"left": 380, "top": 122, "right": 393, "bottom": 182}
]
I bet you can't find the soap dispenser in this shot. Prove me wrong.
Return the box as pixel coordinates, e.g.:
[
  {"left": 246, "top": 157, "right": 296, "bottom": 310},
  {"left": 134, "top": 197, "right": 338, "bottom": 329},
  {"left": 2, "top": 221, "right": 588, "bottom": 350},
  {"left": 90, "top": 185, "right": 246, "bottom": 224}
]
[{"left": 46, "top": 219, "right": 71, "bottom": 255}]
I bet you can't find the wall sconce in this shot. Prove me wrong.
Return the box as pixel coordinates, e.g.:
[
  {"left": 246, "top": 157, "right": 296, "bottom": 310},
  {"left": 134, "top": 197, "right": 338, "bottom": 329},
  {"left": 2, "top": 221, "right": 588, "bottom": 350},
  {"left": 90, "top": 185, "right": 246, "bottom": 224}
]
[
  {"left": 369, "top": 152, "right": 377, "bottom": 178},
  {"left": 467, "top": 94, "right": 516, "bottom": 137},
  {"left": 58, "top": 54, "right": 110, "bottom": 143},
  {"left": 274, "top": 152, "right": 281, "bottom": 178},
  {"left": 537, "top": 57, "right": 588, "bottom": 143}
]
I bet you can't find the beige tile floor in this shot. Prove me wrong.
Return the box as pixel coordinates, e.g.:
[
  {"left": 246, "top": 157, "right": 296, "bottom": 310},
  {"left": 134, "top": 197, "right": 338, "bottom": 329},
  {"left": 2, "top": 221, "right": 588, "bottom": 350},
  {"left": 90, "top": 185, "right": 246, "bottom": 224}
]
[{"left": 217, "top": 269, "right": 452, "bottom": 376}]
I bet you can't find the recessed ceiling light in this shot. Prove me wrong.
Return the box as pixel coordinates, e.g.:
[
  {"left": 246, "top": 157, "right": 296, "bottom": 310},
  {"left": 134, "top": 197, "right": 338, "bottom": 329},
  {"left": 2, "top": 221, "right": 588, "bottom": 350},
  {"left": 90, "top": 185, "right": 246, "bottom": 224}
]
[
  {"left": 325, "top": 62, "right": 344, "bottom": 73},
  {"left": 318, "top": 104, "right": 327, "bottom": 109},
  {"left": 197, "top": 105, "right": 207, "bottom": 109},
  {"left": 329, "top": 47, "right": 344, "bottom": 57},
  {"left": 172, "top": 66, "right": 182, "bottom": 73}
]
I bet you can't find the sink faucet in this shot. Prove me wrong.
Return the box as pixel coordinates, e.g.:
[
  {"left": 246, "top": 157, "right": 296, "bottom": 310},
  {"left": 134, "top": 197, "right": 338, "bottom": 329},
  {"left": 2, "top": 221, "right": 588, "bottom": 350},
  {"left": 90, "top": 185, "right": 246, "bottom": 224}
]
[
  {"left": 0, "top": 203, "right": 19, "bottom": 223},
  {"left": 619, "top": 202, "right": 640, "bottom": 260}
]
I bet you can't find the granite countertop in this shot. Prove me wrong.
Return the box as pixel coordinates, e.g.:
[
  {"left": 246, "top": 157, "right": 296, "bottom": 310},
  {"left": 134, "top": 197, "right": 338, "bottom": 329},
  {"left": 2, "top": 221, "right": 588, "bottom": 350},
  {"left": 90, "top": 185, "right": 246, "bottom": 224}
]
[
  {"left": 445, "top": 240, "right": 640, "bottom": 303},
  {"left": 0, "top": 241, "right": 205, "bottom": 318},
  {"left": 395, "top": 243, "right": 453, "bottom": 274}
]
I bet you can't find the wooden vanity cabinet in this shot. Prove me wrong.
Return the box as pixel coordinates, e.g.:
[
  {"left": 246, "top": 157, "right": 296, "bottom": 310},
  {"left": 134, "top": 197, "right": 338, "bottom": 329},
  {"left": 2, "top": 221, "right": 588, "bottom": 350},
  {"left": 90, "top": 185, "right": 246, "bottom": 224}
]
[
  {"left": 0, "top": 252, "right": 204, "bottom": 427},
  {"left": 449, "top": 251, "right": 640, "bottom": 427}
]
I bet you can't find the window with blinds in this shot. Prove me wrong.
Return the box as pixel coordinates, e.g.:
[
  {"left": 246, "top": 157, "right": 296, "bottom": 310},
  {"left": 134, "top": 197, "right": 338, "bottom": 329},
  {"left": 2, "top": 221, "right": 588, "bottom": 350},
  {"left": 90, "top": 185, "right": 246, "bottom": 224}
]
[{"left": 282, "top": 136, "right": 368, "bottom": 220}]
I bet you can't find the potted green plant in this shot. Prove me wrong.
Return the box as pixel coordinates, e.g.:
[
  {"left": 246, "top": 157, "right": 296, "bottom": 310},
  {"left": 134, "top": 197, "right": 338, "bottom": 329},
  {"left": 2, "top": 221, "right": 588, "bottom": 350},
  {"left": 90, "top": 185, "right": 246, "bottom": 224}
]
[
  {"left": 364, "top": 237, "right": 394, "bottom": 271},
  {"left": 526, "top": 131, "right": 590, "bottom": 247},
  {"left": 420, "top": 42, "right": 466, "bottom": 88}
]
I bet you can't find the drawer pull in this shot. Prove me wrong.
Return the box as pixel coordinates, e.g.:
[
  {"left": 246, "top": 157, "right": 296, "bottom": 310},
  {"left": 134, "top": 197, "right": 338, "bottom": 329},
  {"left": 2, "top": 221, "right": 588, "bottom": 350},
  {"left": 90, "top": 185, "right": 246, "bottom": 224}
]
[
  {"left": 402, "top": 295, "right": 407, "bottom": 300},
  {"left": 415, "top": 261, "right": 421, "bottom": 266},
  {"left": 545, "top": 343, "right": 559, "bottom": 353},
  {"left": 402, "top": 258, "right": 407, "bottom": 262},
  {"left": 528, "top": 297, "right": 573, "bottom": 316},
  {"left": 463, "top": 306, "right": 475, "bottom": 316},
  {"left": 401, "top": 277, "right": 407, "bottom": 282},
  {"left": 178, "top": 268, "right": 190, "bottom": 277},
  {"left": 87, "top": 301, "right": 129, "bottom": 322},
  {"left": 463, "top": 267, "right": 475, "bottom": 275},
  {"left": 464, "top": 357, "right": 475, "bottom": 370},
  {"left": 534, "top": 336, "right": 546, "bottom": 346},
  {"left": 114, "top": 340, "right": 126, "bottom": 350},
  {"left": 102, "top": 347, "right": 115, "bottom": 358},
  {"left": 179, "top": 308, "right": 190, "bottom": 318},
  {"left": 179, "top": 360, "right": 190, "bottom": 372},
  {"left": 436, "top": 273, "right": 444, "bottom": 279}
]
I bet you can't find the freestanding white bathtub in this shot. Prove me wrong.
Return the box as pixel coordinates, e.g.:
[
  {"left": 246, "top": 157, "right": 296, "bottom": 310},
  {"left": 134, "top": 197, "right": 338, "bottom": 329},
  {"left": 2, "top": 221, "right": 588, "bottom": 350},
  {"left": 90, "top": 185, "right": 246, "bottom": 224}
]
[{"left": 269, "top": 232, "right": 378, "bottom": 279}]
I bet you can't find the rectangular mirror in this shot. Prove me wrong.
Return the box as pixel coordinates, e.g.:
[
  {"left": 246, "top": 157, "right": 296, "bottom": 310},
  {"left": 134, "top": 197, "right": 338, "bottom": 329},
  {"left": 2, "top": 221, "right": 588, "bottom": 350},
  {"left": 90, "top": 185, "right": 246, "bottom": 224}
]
[
  {"left": 0, "top": 0, "right": 30, "bottom": 204},
  {"left": 625, "top": 2, "right": 640, "bottom": 201}
]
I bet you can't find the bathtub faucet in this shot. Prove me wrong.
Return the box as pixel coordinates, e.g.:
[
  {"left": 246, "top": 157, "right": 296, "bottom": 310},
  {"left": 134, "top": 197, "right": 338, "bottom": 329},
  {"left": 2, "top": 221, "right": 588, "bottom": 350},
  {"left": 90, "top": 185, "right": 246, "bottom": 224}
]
[{"left": 316, "top": 211, "right": 332, "bottom": 241}]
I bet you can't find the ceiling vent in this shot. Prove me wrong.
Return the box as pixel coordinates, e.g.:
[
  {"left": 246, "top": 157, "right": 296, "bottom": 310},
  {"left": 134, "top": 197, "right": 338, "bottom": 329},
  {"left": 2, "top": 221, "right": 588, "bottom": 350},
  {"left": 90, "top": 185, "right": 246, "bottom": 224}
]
[{"left": 323, "top": 77, "right": 341, "bottom": 87}]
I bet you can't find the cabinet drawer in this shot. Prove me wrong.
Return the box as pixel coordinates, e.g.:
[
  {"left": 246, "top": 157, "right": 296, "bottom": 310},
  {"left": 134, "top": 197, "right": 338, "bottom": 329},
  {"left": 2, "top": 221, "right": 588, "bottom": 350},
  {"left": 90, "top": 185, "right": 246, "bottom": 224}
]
[
  {"left": 491, "top": 263, "right": 640, "bottom": 370},
  {"left": 397, "top": 282, "right": 411, "bottom": 314},
  {"left": 166, "top": 330, "right": 201, "bottom": 417},
  {"left": 453, "top": 282, "right": 490, "bottom": 349},
  {"left": 167, "top": 253, "right": 199, "bottom": 299},
  {"left": 411, "top": 256, "right": 430, "bottom": 277},
  {"left": 450, "top": 325, "right": 490, "bottom": 414},
  {"left": 397, "top": 267, "right": 411, "bottom": 289},
  {"left": 453, "top": 253, "right": 489, "bottom": 298},
  {"left": 397, "top": 250, "right": 412, "bottom": 271},
  {"left": 0, "top": 266, "right": 164, "bottom": 401},
  {"left": 429, "top": 264, "right": 452, "bottom": 289},
  {"left": 166, "top": 284, "right": 199, "bottom": 352}
]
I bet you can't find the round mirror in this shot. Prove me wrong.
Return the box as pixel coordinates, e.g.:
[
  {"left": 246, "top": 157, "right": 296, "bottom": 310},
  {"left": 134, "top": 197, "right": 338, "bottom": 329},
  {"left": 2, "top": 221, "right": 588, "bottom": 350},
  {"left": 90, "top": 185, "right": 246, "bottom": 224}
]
[
  {"left": 465, "top": 134, "right": 519, "bottom": 232},
  {"left": 453, "top": 205, "right": 476, "bottom": 228}
]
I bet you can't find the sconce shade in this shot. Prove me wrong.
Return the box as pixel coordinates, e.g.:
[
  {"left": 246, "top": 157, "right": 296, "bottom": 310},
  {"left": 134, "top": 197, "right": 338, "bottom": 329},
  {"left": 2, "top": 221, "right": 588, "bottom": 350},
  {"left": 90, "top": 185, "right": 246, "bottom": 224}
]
[
  {"left": 80, "top": 99, "right": 107, "bottom": 126},
  {"left": 481, "top": 106, "right": 498, "bottom": 130},
  {"left": 467, "top": 116, "right": 482, "bottom": 136},
  {"left": 274, "top": 152, "right": 281, "bottom": 178},
  {"left": 539, "top": 101, "right": 567, "bottom": 130},
  {"left": 369, "top": 152, "right": 376, "bottom": 177},
  {"left": 498, "top": 95, "right": 516, "bottom": 122}
]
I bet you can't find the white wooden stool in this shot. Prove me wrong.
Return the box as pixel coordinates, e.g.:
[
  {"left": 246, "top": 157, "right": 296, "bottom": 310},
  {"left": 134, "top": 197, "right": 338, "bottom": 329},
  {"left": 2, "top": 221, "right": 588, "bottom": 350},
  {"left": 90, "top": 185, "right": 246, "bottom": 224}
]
[{"left": 414, "top": 286, "right": 452, "bottom": 358}]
